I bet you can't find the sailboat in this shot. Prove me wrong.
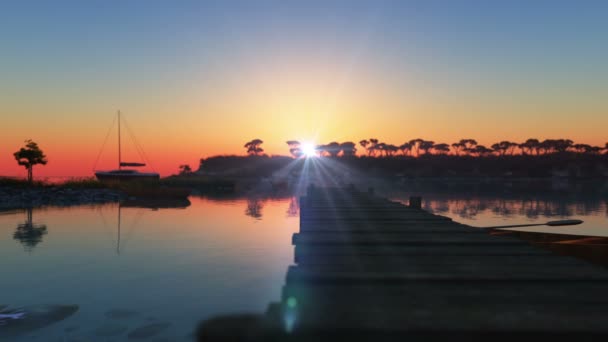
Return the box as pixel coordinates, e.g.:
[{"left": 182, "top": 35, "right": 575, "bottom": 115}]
[{"left": 95, "top": 111, "right": 160, "bottom": 182}]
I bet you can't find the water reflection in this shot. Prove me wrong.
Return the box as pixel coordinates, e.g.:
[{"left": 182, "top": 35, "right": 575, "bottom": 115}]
[
  {"left": 13, "top": 208, "right": 47, "bottom": 251},
  {"left": 418, "top": 197, "right": 607, "bottom": 220},
  {"left": 115, "top": 198, "right": 191, "bottom": 254},
  {"left": 0, "top": 196, "right": 298, "bottom": 342},
  {"left": 286, "top": 197, "right": 299, "bottom": 218},
  {"left": 245, "top": 198, "right": 264, "bottom": 219}
]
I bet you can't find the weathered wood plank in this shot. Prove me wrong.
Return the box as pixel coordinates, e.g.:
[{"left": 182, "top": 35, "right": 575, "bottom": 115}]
[
  {"left": 286, "top": 263, "right": 608, "bottom": 282},
  {"left": 292, "top": 232, "right": 523, "bottom": 245},
  {"left": 197, "top": 187, "right": 608, "bottom": 339}
]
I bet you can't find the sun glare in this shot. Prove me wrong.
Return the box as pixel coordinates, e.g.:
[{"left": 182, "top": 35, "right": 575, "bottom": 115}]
[{"left": 301, "top": 143, "right": 317, "bottom": 157}]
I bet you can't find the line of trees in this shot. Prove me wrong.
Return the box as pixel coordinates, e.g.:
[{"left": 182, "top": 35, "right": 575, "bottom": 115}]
[
  {"left": 277, "top": 138, "right": 607, "bottom": 158},
  {"left": 241, "top": 138, "right": 607, "bottom": 158}
]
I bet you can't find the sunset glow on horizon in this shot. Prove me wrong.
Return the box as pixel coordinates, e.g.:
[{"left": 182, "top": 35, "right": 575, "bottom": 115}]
[{"left": 1, "top": 1, "right": 607, "bottom": 178}]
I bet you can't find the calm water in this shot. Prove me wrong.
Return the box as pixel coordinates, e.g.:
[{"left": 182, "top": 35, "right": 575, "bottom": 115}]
[{"left": 1, "top": 187, "right": 607, "bottom": 341}]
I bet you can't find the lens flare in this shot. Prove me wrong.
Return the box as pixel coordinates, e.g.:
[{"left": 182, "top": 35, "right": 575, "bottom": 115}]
[{"left": 301, "top": 143, "right": 317, "bottom": 157}]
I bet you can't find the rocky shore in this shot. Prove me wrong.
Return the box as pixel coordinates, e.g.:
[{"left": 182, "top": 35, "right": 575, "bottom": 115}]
[{"left": 0, "top": 186, "right": 125, "bottom": 210}]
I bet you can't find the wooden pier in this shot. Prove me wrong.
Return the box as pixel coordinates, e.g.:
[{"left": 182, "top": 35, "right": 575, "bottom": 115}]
[{"left": 197, "top": 186, "right": 608, "bottom": 341}]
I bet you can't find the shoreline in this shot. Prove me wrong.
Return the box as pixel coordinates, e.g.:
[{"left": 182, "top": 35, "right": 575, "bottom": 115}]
[{"left": 0, "top": 186, "right": 125, "bottom": 211}]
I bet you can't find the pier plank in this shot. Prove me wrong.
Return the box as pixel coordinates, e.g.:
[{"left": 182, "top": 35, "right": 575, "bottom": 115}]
[{"left": 199, "top": 187, "right": 608, "bottom": 339}]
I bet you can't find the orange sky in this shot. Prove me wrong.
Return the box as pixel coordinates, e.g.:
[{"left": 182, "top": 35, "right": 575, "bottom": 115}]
[{"left": 1, "top": 2, "right": 607, "bottom": 179}]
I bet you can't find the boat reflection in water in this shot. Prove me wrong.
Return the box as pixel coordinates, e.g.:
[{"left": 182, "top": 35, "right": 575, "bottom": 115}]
[{"left": 113, "top": 198, "right": 191, "bottom": 254}]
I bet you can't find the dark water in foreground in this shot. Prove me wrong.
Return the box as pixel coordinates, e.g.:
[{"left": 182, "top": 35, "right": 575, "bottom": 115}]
[{"left": 1, "top": 188, "right": 607, "bottom": 341}]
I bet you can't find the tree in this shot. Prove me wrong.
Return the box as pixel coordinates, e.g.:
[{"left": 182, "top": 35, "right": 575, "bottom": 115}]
[
  {"left": 399, "top": 142, "right": 412, "bottom": 156},
  {"left": 368, "top": 138, "right": 379, "bottom": 156},
  {"left": 178, "top": 164, "right": 192, "bottom": 175},
  {"left": 359, "top": 140, "right": 370, "bottom": 156},
  {"left": 315, "top": 144, "right": 329, "bottom": 157},
  {"left": 451, "top": 142, "right": 464, "bottom": 156},
  {"left": 520, "top": 138, "right": 540, "bottom": 155},
  {"left": 340, "top": 142, "right": 357, "bottom": 157},
  {"left": 554, "top": 139, "right": 574, "bottom": 153},
  {"left": 419, "top": 140, "right": 435, "bottom": 155},
  {"left": 471, "top": 145, "right": 493, "bottom": 157},
  {"left": 14, "top": 139, "right": 47, "bottom": 183},
  {"left": 459, "top": 139, "right": 477, "bottom": 156},
  {"left": 432, "top": 143, "right": 450, "bottom": 155},
  {"left": 326, "top": 142, "right": 341, "bottom": 157},
  {"left": 539, "top": 139, "right": 556, "bottom": 154},
  {"left": 375, "top": 142, "right": 387, "bottom": 156},
  {"left": 408, "top": 138, "right": 424, "bottom": 157},
  {"left": 573, "top": 143, "right": 592, "bottom": 153},
  {"left": 244, "top": 139, "right": 264, "bottom": 156},
  {"left": 385, "top": 144, "right": 399, "bottom": 156},
  {"left": 491, "top": 141, "right": 518, "bottom": 156},
  {"left": 286, "top": 140, "right": 302, "bottom": 158}
]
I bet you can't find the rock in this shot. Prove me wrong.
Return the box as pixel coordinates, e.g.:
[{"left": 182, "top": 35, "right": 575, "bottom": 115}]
[
  {"left": 127, "top": 322, "right": 171, "bottom": 339},
  {"left": 0, "top": 304, "right": 79, "bottom": 339}
]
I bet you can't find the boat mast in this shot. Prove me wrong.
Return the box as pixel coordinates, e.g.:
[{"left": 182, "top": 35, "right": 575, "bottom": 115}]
[{"left": 118, "top": 110, "right": 122, "bottom": 170}]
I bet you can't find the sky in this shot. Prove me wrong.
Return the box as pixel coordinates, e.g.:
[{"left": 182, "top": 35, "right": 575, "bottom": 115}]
[{"left": 1, "top": 0, "right": 607, "bottom": 178}]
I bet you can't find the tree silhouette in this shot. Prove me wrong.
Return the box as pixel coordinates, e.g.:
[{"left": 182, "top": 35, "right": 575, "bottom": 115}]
[
  {"left": 573, "top": 143, "right": 591, "bottom": 153},
  {"left": 419, "top": 140, "right": 435, "bottom": 155},
  {"left": 385, "top": 144, "right": 399, "bottom": 156},
  {"left": 244, "top": 139, "right": 264, "bottom": 156},
  {"left": 13, "top": 208, "right": 47, "bottom": 252},
  {"left": 178, "top": 164, "right": 192, "bottom": 175},
  {"left": 491, "top": 141, "right": 518, "bottom": 156},
  {"left": 432, "top": 143, "right": 450, "bottom": 155},
  {"left": 286, "top": 140, "right": 302, "bottom": 158},
  {"left": 520, "top": 138, "right": 540, "bottom": 155},
  {"left": 589, "top": 146, "right": 603, "bottom": 154},
  {"left": 359, "top": 140, "right": 370, "bottom": 156},
  {"left": 326, "top": 142, "right": 341, "bottom": 157},
  {"left": 368, "top": 138, "right": 379, "bottom": 156},
  {"left": 315, "top": 144, "right": 329, "bottom": 157},
  {"left": 554, "top": 139, "right": 574, "bottom": 153},
  {"left": 375, "top": 142, "right": 387, "bottom": 156},
  {"left": 459, "top": 139, "right": 477, "bottom": 156},
  {"left": 451, "top": 142, "right": 464, "bottom": 156},
  {"left": 408, "top": 138, "right": 424, "bottom": 157},
  {"left": 13, "top": 139, "right": 47, "bottom": 183},
  {"left": 471, "top": 145, "right": 493, "bottom": 157},
  {"left": 340, "top": 142, "right": 357, "bottom": 157},
  {"left": 399, "top": 142, "right": 412, "bottom": 156}
]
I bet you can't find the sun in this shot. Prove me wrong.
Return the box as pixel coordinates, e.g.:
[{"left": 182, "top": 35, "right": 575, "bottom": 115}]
[{"left": 301, "top": 142, "right": 317, "bottom": 157}]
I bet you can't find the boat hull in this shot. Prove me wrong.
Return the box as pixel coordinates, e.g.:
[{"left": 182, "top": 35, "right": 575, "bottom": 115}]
[{"left": 95, "top": 171, "right": 160, "bottom": 183}]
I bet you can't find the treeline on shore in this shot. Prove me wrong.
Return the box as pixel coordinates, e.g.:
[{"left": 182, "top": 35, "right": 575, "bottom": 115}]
[
  {"left": 245, "top": 138, "right": 608, "bottom": 158},
  {"left": 196, "top": 152, "right": 608, "bottom": 179},
  {"left": 188, "top": 137, "right": 608, "bottom": 179}
]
